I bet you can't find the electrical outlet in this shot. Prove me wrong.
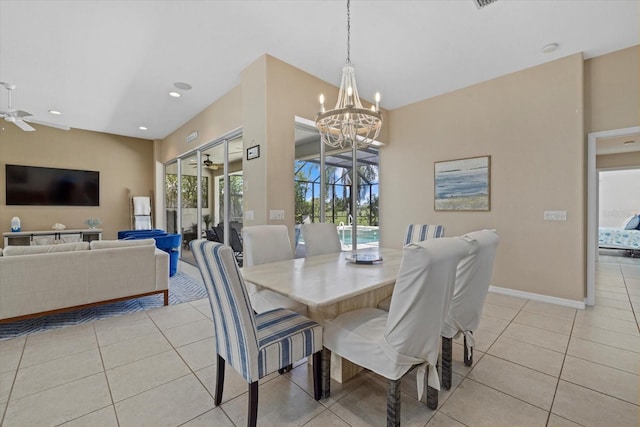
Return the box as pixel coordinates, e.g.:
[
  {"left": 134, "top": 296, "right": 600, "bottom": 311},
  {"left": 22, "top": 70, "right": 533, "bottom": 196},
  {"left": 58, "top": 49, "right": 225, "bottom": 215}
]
[{"left": 269, "top": 210, "right": 285, "bottom": 220}]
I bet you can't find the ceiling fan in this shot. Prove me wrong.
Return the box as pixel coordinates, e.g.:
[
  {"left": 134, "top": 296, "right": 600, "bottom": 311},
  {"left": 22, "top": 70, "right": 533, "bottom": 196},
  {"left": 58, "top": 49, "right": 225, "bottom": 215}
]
[
  {"left": 190, "top": 154, "right": 222, "bottom": 170},
  {"left": 0, "top": 82, "right": 70, "bottom": 132}
]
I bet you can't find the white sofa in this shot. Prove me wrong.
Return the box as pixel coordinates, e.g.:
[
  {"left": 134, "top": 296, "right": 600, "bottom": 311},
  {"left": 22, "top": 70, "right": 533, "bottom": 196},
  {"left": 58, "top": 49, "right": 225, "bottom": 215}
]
[{"left": 0, "top": 238, "right": 169, "bottom": 322}]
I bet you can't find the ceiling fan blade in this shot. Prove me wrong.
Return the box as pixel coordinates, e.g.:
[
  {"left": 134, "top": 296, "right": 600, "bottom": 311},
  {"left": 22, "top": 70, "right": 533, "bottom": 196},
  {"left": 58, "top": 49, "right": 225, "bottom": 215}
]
[
  {"left": 0, "top": 108, "right": 32, "bottom": 118},
  {"left": 23, "top": 117, "right": 70, "bottom": 131},
  {"left": 14, "top": 109, "right": 33, "bottom": 118},
  {"left": 9, "top": 118, "right": 36, "bottom": 131}
]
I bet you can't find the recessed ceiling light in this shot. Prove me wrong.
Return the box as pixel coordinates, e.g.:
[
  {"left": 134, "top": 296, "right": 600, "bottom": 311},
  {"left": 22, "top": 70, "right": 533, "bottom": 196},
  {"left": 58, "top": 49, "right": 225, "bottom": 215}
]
[
  {"left": 169, "top": 91, "right": 181, "bottom": 98},
  {"left": 48, "top": 109, "right": 62, "bottom": 115},
  {"left": 174, "top": 82, "right": 192, "bottom": 90},
  {"left": 542, "top": 43, "right": 559, "bottom": 53},
  {"left": 138, "top": 126, "right": 148, "bottom": 131}
]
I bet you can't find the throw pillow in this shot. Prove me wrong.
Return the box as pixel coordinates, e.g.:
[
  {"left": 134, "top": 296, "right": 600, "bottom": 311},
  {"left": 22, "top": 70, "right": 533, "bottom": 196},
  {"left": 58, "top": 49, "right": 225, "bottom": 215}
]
[
  {"left": 90, "top": 238, "right": 155, "bottom": 250},
  {"left": 622, "top": 215, "right": 640, "bottom": 230},
  {"left": 3, "top": 242, "right": 89, "bottom": 256}
]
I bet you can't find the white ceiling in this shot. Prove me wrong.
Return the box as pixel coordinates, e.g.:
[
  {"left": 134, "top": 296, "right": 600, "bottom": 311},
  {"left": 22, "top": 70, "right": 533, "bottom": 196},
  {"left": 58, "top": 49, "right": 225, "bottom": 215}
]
[{"left": 0, "top": 0, "right": 638, "bottom": 140}]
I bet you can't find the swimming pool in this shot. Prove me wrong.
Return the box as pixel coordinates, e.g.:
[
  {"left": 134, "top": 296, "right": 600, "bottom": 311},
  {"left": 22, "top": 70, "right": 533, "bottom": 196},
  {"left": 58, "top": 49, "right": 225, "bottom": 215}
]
[{"left": 337, "top": 225, "right": 379, "bottom": 246}]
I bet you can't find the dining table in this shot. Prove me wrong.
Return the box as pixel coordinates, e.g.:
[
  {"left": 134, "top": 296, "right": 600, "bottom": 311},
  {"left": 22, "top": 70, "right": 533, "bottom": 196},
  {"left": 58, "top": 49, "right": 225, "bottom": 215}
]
[{"left": 240, "top": 247, "right": 403, "bottom": 383}]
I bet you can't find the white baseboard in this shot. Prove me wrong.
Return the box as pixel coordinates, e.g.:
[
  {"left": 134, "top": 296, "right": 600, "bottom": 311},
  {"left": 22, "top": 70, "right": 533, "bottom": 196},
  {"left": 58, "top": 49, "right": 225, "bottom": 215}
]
[{"left": 489, "top": 285, "right": 586, "bottom": 310}]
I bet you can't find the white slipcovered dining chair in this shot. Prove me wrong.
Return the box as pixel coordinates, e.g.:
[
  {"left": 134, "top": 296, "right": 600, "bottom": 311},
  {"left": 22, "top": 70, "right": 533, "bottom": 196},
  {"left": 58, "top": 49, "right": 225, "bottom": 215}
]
[
  {"left": 377, "top": 223, "right": 446, "bottom": 311},
  {"left": 323, "top": 237, "right": 473, "bottom": 426},
  {"left": 190, "top": 240, "right": 323, "bottom": 427},
  {"left": 301, "top": 223, "right": 342, "bottom": 257},
  {"left": 242, "top": 225, "right": 308, "bottom": 315},
  {"left": 440, "top": 229, "right": 499, "bottom": 389}
]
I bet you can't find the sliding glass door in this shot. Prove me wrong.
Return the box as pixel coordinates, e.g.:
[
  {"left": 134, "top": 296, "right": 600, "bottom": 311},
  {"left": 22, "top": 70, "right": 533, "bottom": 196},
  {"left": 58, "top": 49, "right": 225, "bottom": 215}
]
[{"left": 164, "top": 130, "right": 243, "bottom": 265}]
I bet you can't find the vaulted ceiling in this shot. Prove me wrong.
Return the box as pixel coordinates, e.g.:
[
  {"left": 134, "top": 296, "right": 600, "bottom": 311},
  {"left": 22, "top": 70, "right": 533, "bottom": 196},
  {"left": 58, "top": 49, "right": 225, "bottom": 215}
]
[{"left": 0, "top": 0, "right": 637, "bottom": 140}]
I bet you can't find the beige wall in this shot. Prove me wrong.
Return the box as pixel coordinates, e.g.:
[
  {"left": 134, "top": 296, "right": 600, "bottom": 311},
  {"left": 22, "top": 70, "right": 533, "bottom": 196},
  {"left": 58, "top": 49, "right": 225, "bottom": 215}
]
[
  {"left": 585, "top": 45, "right": 639, "bottom": 133},
  {"left": 380, "top": 54, "right": 585, "bottom": 301},
  {"left": 160, "top": 54, "right": 389, "bottom": 248},
  {"left": 157, "top": 86, "right": 243, "bottom": 163},
  {"left": 597, "top": 152, "right": 640, "bottom": 169},
  {"left": 4, "top": 45, "right": 633, "bottom": 303},
  {"left": 0, "top": 124, "right": 154, "bottom": 242},
  {"left": 162, "top": 54, "right": 387, "bottom": 231}
]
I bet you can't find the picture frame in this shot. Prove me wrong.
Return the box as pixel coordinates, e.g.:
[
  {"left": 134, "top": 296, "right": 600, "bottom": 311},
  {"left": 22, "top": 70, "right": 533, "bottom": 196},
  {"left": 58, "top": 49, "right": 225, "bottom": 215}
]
[
  {"left": 247, "top": 145, "right": 260, "bottom": 160},
  {"left": 434, "top": 155, "right": 490, "bottom": 211}
]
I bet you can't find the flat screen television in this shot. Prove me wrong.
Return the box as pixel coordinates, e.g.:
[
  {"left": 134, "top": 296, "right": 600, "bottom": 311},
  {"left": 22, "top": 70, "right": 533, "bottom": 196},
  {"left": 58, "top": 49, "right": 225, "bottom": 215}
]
[{"left": 5, "top": 164, "right": 100, "bottom": 206}]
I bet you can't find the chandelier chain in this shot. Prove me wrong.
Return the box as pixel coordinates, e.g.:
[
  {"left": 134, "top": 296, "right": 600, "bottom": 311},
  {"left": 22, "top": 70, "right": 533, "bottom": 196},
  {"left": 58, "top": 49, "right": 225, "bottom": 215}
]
[{"left": 346, "top": 0, "right": 351, "bottom": 64}]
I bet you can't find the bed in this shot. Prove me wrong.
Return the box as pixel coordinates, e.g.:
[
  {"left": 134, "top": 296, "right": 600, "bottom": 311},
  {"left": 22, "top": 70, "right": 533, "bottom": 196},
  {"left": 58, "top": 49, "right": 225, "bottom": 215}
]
[{"left": 598, "top": 227, "right": 640, "bottom": 254}]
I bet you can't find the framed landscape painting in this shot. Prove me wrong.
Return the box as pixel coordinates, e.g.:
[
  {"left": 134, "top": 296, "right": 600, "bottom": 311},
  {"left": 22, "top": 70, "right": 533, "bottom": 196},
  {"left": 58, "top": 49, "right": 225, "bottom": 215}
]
[{"left": 434, "top": 155, "right": 490, "bottom": 211}]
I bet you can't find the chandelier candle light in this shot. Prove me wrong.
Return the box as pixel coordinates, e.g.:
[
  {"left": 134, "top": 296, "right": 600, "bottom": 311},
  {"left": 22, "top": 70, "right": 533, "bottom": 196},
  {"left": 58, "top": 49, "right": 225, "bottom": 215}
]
[{"left": 315, "top": 0, "right": 382, "bottom": 252}]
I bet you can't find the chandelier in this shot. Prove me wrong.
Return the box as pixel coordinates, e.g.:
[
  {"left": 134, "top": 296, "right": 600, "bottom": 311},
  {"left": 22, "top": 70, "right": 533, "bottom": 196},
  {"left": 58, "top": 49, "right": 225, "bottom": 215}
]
[{"left": 315, "top": 0, "right": 382, "bottom": 149}]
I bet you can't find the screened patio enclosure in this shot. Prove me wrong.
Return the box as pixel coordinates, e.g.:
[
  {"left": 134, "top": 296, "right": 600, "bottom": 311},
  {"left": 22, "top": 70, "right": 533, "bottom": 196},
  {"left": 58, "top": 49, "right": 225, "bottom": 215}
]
[{"left": 294, "top": 145, "right": 379, "bottom": 228}]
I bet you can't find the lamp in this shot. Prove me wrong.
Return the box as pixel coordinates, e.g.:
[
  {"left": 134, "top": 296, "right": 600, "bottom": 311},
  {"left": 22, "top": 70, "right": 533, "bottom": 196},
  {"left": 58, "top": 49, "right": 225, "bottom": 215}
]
[
  {"left": 315, "top": 0, "right": 382, "bottom": 252},
  {"left": 316, "top": 0, "right": 382, "bottom": 149}
]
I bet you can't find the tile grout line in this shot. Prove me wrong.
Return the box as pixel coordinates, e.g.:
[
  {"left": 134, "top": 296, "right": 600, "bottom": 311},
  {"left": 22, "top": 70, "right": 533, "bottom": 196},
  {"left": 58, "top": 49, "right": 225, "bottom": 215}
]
[
  {"left": 545, "top": 303, "right": 577, "bottom": 427},
  {"left": 0, "top": 337, "right": 26, "bottom": 427},
  {"left": 96, "top": 312, "right": 124, "bottom": 426},
  {"left": 620, "top": 268, "right": 640, "bottom": 334},
  {"left": 436, "top": 298, "right": 530, "bottom": 426}
]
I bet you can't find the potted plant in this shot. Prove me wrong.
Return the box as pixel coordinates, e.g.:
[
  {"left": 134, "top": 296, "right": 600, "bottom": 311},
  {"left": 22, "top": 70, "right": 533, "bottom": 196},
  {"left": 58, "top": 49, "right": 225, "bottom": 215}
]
[{"left": 203, "top": 214, "right": 212, "bottom": 229}]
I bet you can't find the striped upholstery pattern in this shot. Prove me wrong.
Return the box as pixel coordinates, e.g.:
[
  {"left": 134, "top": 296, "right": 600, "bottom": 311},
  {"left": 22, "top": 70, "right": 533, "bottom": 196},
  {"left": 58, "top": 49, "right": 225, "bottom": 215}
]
[
  {"left": 404, "top": 224, "right": 445, "bottom": 245},
  {"left": 190, "top": 239, "right": 322, "bottom": 383},
  {"left": 256, "top": 308, "right": 322, "bottom": 378}
]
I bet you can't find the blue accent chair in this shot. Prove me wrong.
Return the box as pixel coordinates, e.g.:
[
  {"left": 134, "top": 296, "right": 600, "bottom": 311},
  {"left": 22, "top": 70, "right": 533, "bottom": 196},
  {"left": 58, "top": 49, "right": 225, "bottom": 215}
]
[{"left": 118, "top": 229, "right": 181, "bottom": 277}]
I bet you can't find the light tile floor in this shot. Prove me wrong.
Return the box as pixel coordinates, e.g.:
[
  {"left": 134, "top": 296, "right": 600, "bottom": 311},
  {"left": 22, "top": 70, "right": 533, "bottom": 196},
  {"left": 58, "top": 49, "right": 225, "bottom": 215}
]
[{"left": 1, "top": 258, "right": 639, "bottom": 427}]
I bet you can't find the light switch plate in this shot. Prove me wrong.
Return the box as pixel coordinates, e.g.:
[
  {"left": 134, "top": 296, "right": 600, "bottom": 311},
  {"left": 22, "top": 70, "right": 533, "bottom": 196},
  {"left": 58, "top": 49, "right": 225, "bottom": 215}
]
[
  {"left": 245, "top": 210, "right": 254, "bottom": 221},
  {"left": 269, "top": 210, "right": 285, "bottom": 220},
  {"left": 544, "top": 210, "right": 567, "bottom": 221}
]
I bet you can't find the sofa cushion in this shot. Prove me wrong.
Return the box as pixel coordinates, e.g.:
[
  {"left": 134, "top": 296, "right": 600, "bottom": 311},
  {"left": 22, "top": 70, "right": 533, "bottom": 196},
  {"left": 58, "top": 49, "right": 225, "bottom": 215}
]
[
  {"left": 90, "top": 238, "right": 155, "bottom": 250},
  {"left": 3, "top": 242, "right": 90, "bottom": 256}
]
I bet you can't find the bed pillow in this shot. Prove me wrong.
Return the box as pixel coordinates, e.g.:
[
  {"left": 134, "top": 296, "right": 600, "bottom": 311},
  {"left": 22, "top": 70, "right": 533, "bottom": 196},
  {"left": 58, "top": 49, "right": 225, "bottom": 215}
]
[{"left": 622, "top": 215, "right": 640, "bottom": 230}]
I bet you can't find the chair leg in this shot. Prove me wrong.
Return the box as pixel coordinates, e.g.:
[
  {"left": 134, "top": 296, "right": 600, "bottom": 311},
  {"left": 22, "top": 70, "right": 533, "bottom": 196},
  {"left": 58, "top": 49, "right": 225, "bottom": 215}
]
[
  {"left": 464, "top": 332, "right": 473, "bottom": 366},
  {"left": 312, "top": 351, "right": 322, "bottom": 400},
  {"left": 215, "top": 354, "right": 225, "bottom": 405},
  {"left": 321, "top": 348, "right": 331, "bottom": 398},
  {"left": 278, "top": 364, "right": 292, "bottom": 374},
  {"left": 426, "top": 365, "right": 438, "bottom": 410},
  {"left": 248, "top": 381, "right": 258, "bottom": 427},
  {"left": 441, "top": 337, "right": 452, "bottom": 390},
  {"left": 387, "top": 378, "right": 401, "bottom": 427}
]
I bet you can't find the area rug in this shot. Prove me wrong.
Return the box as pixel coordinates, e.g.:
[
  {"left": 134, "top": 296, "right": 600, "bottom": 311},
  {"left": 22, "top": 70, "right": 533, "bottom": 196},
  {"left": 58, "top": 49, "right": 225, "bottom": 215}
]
[{"left": 0, "top": 271, "right": 207, "bottom": 341}]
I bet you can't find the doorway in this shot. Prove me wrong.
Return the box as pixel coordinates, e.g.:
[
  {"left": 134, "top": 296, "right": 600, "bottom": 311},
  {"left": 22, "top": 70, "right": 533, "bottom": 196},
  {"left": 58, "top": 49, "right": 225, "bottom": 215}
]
[{"left": 586, "top": 126, "right": 640, "bottom": 305}]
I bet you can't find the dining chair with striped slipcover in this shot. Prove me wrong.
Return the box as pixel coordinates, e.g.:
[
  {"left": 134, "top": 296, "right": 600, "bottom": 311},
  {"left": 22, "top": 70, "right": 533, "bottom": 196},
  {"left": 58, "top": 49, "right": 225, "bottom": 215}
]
[
  {"left": 403, "top": 224, "right": 445, "bottom": 245},
  {"left": 190, "top": 239, "right": 323, "bottom": 427}
]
